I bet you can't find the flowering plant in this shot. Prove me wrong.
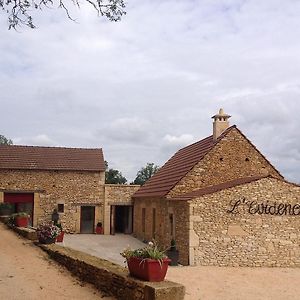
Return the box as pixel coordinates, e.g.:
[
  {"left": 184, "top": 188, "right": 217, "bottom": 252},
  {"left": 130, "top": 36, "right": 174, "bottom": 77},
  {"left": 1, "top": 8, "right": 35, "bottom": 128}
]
[
  {"left": 120, "top": 241, "right": 167, "bottom": 262},
  {"left": 37, "top": 222, "right": 61, "bottom": 240}
]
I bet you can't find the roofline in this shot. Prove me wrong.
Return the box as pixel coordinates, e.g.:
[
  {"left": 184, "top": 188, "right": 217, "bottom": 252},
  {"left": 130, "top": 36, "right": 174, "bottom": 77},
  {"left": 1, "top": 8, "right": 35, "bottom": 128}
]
[
  {"left": 161, "top": 125, "right": 236, "bottom": 197},
  {"left": 0, "top": 167, "right": 104, "bottom": 172},
  {"left": 168, "top": 175, "right": 271, "bottom": 201},
  {"left": 0, "top": 144, "right": 103, "bottom": 151},
  {"left": 232, "top": 127, "right": 283, "bottom": 179},
  {"left": 133, "top": 126, "right": 237, "bottom": 198}
]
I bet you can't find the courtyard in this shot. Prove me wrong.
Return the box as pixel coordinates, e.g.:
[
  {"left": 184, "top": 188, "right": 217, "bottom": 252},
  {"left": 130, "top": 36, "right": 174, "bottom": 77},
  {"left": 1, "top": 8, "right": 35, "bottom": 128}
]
[{"left": 63, "top": 233, "right": 300, "bottom": 300}]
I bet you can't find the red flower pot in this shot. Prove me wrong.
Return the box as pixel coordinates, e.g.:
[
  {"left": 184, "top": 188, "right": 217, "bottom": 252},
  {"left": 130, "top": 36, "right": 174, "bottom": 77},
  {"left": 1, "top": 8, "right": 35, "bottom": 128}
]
[
  {"left": 56, "top": 231, "right": 64, "bottom": 242},
  {"left": 15, "top": 216, "right": 28, "bottom": 227},
  {"left": 95, "top": 226, "right": 103, "bottom": 234},
  {"left": 127, "top": 257, "right": 171, "bottom": 282}
]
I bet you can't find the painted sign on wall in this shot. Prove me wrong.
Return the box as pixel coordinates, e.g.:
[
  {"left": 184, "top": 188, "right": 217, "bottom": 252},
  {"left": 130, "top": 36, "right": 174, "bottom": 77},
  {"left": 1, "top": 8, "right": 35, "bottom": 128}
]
[{"left": 227, "top": 197, "right": 300, "bottom": 216}]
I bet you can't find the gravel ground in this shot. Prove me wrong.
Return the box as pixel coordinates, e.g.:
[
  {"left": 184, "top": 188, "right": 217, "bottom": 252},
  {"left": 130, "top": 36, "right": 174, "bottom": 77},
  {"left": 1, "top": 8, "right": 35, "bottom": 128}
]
[
  {"left": 167, "top": 264, "right": 300, "bottom": 300},
  {"left": 0, "top": 223, "right": 115, "bottom": 300}
]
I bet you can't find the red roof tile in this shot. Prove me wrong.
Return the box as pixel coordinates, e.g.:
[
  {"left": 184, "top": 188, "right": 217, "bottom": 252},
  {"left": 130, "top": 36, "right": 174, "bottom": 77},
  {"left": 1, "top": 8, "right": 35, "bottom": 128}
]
[
  {"left": 169, "top": 175, "right": 269, "bottom": 201},
  {"left": 0, "top": 145, "right": 105, "bottom": 172},
  {"left": 133, "top": 126, "right": 236, "bottom": 198}
]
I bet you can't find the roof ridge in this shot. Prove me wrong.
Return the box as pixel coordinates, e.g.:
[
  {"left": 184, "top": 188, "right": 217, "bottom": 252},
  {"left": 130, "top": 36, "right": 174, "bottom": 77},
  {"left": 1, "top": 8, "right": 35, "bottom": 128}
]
[
  {"left": 133, "top": 125, "right": 236, "bottom": 198},
  {"left": 0, "top": 144, "right": 103, "bottom": 151}
]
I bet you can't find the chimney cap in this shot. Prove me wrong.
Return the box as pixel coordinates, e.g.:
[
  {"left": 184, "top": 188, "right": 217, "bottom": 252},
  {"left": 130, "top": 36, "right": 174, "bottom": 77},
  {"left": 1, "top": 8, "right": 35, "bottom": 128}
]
[{"left": 212, "top": 108, "right": 231, "bottom": 120}]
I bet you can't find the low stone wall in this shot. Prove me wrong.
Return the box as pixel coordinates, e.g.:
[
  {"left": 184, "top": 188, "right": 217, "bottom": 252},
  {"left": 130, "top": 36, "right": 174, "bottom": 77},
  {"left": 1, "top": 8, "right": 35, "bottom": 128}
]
[
  {"left": 40, "top": 244, "right": 185, "bottom": 300},
  {"left": 7, "top": 224, "right": 38, "bottom": 240}
]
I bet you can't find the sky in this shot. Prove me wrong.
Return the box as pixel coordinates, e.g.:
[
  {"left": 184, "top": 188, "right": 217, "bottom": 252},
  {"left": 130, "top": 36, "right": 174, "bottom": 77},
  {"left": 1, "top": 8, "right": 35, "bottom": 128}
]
[{"left": 0, "top": 0, "right": 300, "bottom": 183}]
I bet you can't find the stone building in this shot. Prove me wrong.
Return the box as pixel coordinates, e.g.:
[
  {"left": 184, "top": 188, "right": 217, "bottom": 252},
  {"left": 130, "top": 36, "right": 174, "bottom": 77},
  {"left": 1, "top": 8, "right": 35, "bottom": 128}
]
[
  {"left": 0, "top": 145, "right": 139, "bottom": 234},
  {"left": 133, "top": 109, "right": 300, "bottom": 267}
]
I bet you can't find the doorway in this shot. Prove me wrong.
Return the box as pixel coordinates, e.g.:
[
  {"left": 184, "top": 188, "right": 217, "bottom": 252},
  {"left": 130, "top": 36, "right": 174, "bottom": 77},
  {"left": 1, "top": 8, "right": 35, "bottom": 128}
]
[
  {"left": 4, "top": 193, "right": 34, "bottom": 226},
  {"left": 110, "top": 205, "right": 133, "bottom": 234},
  {"left": 80, "top": 206, "right": 95, "bottom": 233}
]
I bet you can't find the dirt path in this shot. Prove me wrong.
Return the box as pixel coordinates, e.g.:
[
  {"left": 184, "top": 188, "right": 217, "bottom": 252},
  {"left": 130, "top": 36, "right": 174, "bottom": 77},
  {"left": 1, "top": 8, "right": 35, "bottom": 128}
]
[
  {"left": 0, "top": 223, "right": 115, "bottom": 300},
  {"left": 167, "top": 265, "right": 300, "bottom": 300}
]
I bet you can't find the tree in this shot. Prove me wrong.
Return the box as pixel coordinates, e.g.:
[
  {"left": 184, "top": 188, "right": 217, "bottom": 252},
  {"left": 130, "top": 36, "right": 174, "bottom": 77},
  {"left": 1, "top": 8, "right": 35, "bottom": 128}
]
[
  {"left": 132, "top": 163, "right": 160, "bottom": 186},
  {"left": 105, "top": 160, "right": 127, "bottom": 184},
  {"left": 0, "top": 134, "right": 13, "bottom": 145},
  {"left": 1, "top": 0, "right": 126, "bottom": 29}
]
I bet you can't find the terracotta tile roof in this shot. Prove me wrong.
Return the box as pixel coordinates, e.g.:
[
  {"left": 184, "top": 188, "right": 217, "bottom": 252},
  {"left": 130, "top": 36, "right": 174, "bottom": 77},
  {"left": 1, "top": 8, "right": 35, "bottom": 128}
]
[
  {"left": 133, "top": 126, "right": 236, "bottom": 198},
  {"left": 0, "top": 145, "right": 105, "bottom": 172},
  {"left": 169, "top": 175, "right": 269, "bottom": 201}
]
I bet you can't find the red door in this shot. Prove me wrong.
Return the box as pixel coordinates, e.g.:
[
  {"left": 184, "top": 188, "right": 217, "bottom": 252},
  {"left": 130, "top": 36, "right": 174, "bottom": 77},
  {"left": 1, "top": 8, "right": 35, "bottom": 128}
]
[{"left": 4, "top": 193, "right": 34, "bottom": 226}]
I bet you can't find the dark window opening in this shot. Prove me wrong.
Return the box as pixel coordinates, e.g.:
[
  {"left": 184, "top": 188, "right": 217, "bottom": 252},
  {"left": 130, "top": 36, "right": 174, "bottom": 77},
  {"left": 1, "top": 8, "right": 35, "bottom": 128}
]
[
  {"left": 169, "top": 213, "right": 174, "bottom": 237},
  {"left": 245, "top": 157, "right": 250, "bottom": 162},
  {"left": 58, "top": 204, "right": 64, "bottom": 213},
  {"left": 152, "top": 208, "right": 156, "bottom": 238},
  {"left": 142, "top": 208, "right": 146, "bottom": 233}
]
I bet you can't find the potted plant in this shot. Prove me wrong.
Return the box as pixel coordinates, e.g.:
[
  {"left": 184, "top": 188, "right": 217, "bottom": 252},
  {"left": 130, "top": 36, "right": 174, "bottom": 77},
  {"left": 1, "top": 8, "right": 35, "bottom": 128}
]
[
  {"left": 37, "top": 222, "right": 61, "bottom": 244},
  {"left": 120, "top": 241, "right": 170, "bottom": 282},
  {"left": 167, "top": 239, "right": 179, "bottom": 266},
  {"left": 95, "top": 222, "right": 103, "bottom": 234},
  {"left": 0, "top": 203, "right": 13, "bottom": 216},
  {"left": 56, "top": 222, "right": 64, "bottom": 242},
  {"left": 11, "top": 212, "right": 29, "bottom": 227}
]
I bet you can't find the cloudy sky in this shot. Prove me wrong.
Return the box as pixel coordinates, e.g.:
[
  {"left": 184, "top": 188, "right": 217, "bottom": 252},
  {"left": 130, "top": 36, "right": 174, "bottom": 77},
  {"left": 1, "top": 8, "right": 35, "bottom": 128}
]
[{"left": 1, "top": 0, "right": 299, "bottom": 182}]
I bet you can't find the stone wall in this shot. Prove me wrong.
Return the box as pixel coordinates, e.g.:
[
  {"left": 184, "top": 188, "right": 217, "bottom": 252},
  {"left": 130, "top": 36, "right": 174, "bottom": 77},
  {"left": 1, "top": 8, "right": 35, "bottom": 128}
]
[
  {"left": 189, "top": 177, "right": 300, "bottom": 267},
  {"left": 133, "top": 197, "right": 190, "bottom": 265},
  {"left": 105, "top": 184, "right": 140, "bottom": 205},
  {"left": 0, "top": 169, "right": 105, "bottom": 232},
  {"left": 168, "top": 128, "right": 282, "bottom": 198},
  {"left": 103, "top": 184, "right": 140, "bottom": 235},
  {"left": 40, "top": 244, "right": 185, "bottom": 300}
]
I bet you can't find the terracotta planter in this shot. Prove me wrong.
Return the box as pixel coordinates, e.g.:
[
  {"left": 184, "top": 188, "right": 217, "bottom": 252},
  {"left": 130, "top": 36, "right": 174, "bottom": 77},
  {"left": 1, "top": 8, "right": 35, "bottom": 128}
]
[
  {"left": 56, "top": 231, "right": 64, "bottom": 242},
  {"left": 15, "top": 216, "right": 29, "bottom": 227},
  {"left": 39, "top": 237, "right": 56, "bottom": 244},
  {"left": 95, "top": 226, "right": 103, "bottom": 234},
  {"left": 127, "top": 257, "right": 171, "bottom": 282}
]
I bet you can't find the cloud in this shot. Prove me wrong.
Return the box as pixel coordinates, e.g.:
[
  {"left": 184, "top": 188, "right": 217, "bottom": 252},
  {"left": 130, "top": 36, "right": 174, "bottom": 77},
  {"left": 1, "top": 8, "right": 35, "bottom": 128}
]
[
  {"left": 14, "top": 134, "right": 57, "bottom": 146},
  {"left": 0, "top": 0, "right": 300, "bottom": 182}
]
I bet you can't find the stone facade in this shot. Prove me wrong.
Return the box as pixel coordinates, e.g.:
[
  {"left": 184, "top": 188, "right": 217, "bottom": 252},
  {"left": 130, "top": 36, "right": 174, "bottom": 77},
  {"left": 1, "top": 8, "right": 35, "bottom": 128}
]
[
  {"left": 189, "top": 178, "right": 300, "bottom": 267},
  {"left": 0, "top": 169, "right": 105, "bottom": 232},
  {"left": 133, "top": 198, "right": 190, "bottom": 265},
  {"left": 104, "top": 184, "right": 140, "bottom": 235},
  {"left": 168, "top": 128, "right": 282, "bottom": 198},
  {"left": 0, "top": 169, "right": 139, "bottom": 234},
  {"left": 133, "top": 124, "right": 300, "bottom": 266}
]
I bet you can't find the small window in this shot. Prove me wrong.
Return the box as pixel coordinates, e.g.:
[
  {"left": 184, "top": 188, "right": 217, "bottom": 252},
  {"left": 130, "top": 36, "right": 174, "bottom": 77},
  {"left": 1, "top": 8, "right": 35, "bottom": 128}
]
[
  {"left": 152, "top": 208, "right": 156, "bottom": 238},
  {"left": 57, "top": 204, "right": 64, "bottom": 213},
  {"left": 169, "top": 213, "right": 174, "bottom": 237},
  {"left": 142, "top": 208, "right": 146, "bottom": 233}
]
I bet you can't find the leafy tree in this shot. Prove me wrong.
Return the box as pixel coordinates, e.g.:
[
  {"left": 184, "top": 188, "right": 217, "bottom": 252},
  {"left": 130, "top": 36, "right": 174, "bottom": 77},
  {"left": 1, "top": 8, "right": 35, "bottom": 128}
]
[
  {"left": 132, "top": 163, "right": 159, "bottom": 185},
  {"left": 105, "top": 160, "right": 127, "bottom": 184},
  {"left": 1, "top": 0, "right": 126, "bottom": 30},
  {"left": 0, "top": 134, "right": 13, "bottom": 145}
]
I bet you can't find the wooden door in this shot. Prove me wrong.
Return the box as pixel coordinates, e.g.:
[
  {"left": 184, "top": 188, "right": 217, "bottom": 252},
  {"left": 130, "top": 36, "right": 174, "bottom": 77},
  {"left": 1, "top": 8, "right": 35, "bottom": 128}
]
[{"left": 80, "top": 206, "right": 95, "bottom": 233}]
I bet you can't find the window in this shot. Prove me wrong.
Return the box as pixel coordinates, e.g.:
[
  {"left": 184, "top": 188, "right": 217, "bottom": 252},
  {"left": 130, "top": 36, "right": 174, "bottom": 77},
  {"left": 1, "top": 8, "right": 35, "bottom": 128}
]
[
  {"left": 142, "top": 208, "right": 146, "bottom": 233},
  {"left": 57, "top": 204, "right": 64, "bottom": 213},
  {"left": 169, "top": 213, "right": 175, "bottom": 237},
  {"left": 152, "top": 208, "right": 156, "bottom": 238}
]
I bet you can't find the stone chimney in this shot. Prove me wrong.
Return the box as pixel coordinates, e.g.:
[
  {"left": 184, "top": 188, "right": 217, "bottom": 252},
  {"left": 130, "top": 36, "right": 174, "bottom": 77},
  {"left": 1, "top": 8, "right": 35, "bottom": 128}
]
[{"left": 212, "top": 108, "right": 231, "bottom": 141}]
